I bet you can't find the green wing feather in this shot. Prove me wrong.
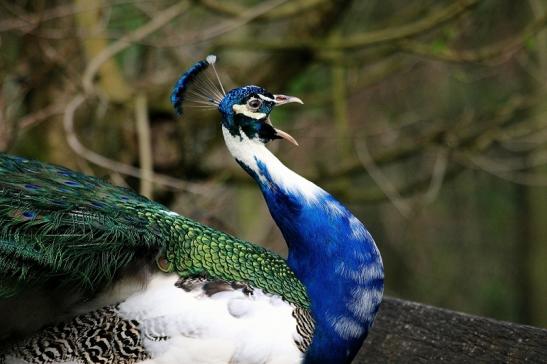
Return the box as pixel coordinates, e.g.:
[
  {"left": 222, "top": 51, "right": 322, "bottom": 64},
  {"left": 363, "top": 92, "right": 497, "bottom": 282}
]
[{"left": 0, "top": 153, "right": 309, "bottom": 308}]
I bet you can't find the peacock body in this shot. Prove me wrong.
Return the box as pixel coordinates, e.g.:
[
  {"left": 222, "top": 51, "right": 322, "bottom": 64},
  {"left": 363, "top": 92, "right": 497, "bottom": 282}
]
[
  {"left": 0, "top": 55, "right": 383, "bottom": 364},
  {"left": 0, "top": 153, "right": 311, "bottom": 363}
]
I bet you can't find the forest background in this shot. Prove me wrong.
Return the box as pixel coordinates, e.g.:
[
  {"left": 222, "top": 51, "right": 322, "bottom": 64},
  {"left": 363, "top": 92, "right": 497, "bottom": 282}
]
[{"left": 1, "top": 0, "right": 546, "bottom": 328}]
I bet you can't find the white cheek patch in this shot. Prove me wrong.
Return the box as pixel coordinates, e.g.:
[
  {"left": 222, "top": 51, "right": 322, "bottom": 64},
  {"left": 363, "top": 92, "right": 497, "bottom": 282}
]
[{"left": 232, "top": 104, "right": 266, "bottom": 119}]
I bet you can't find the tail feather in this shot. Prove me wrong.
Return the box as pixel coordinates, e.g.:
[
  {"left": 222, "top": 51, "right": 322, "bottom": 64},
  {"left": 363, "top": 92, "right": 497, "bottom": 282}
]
[{"left": 0, "top": 153, "right": 168, "bottom": 298}]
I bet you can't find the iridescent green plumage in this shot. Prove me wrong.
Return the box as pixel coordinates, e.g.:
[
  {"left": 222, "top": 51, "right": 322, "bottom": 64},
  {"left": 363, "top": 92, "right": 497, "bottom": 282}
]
[{"left": 0, "top": 153, "right": 309, "bottom": 308}]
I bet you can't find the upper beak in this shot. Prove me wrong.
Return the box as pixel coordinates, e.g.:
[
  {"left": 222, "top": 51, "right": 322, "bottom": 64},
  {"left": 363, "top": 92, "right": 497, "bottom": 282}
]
[{"left": 273, "top": 94, "right": 304, "bottom": 106}]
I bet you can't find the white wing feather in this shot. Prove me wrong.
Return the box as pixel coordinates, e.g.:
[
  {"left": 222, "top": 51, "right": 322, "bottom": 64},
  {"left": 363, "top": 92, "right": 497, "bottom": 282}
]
[{"left": 118, "top": 274, "right": 303, "bottom": 364}]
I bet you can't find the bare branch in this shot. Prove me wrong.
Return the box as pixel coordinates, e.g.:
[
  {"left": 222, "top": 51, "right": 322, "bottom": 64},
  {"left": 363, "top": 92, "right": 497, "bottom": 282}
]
[
  {"left": 355, "top": 138, "right": 412, "bottom": 217},
  {"left": 158, "top": 0, "right": 291, "bottom": 47},
  {"left": 216, "top": 0, "right": 479, "bottom": 51},
  {"left": 18, "top": 103, "right": 65, "bottom": 129},
  {"left": 0, "top": 0, "right": 151, "bottom": 32},
  {"left": 458, "top": 152, "right": 547, "bottom": 186},
  {"left": 63, "top": 93, "right": 211, "bottom": 195},
  {"left": 422, "top": 148, "right": 449, "bottom": 205},
  {"left": 135, "top": 92, "right": 153, "bottom": 199},
  {"left": 81, "top": 1, "right": 190, "bottom": 96},
  {"left": 399, "top": 10, "right": 547, "bottom": 64},
  {"left": 197, "top": 0, "right": 328, "bottom": 20}
]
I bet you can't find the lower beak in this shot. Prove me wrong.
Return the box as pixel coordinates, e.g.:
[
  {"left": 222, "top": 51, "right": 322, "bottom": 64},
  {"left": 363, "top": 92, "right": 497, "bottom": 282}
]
[
  {"left": 265, "top": 117, "right": 299, "bottom": 146},
  {"left": 275, "top": 128, "right": 299, "bottom": 146}
]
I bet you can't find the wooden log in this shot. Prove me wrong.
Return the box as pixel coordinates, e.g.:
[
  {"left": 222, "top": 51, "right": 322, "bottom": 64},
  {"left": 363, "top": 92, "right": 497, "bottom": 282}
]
[{"left": 356, "top": 297, "right": 547, "bottom": 363}]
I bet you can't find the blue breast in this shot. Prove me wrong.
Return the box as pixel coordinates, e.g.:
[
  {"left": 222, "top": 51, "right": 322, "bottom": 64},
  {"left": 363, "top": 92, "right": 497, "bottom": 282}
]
[{"left": 252, "top": 160, "right": 384, "bottom": 363}]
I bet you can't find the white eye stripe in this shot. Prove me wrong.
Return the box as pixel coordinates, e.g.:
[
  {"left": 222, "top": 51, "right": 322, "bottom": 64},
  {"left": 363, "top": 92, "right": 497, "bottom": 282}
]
[
  {"left": 232, "top": 104, "right": 267, "bottom": 119},
  {"left": 257, "top": 94, "right": 276, "bottom": 102}
]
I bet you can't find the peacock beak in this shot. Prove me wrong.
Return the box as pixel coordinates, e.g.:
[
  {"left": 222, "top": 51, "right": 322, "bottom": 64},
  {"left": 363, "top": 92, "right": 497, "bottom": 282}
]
[
  {"left": 265, "top": 117, "right": 299, "bottom": 146},
  {"left": 262, "top": 94, "right": 302, "bottom": 146},
  {"left": 273, "top": 95, "right": 304, "bottom": 105},
  {"left": 275, "top": 128, "right": 299, "bottom": 146}
]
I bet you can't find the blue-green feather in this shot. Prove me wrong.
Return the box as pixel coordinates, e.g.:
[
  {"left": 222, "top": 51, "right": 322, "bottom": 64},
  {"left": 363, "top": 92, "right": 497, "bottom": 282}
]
[
  {"left": 0, "top": 154, "right": 167, "bottom": 297},
  {"left": 171, "top": 59, "right": 210, "bottom": 115},
  {"left": 0, "top": 153, "right": 310, "bottom": 310}
]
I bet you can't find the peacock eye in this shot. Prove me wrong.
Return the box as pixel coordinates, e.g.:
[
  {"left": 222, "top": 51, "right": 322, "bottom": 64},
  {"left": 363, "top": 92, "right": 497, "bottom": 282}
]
[{"left": 247, "top": 99, "right": 262, "bottom": 110}]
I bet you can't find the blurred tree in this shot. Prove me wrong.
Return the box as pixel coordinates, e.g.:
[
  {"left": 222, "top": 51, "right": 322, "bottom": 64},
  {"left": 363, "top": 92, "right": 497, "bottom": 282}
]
[{"left": 0, "top": 0, "right": 546, "bottom": 327}]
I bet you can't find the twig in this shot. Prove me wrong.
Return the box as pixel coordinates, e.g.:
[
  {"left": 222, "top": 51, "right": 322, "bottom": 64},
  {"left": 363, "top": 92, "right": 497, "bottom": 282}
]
[
  {"left": 0, "top": 0, "right": 150, "bottom": 32},
  {"left": 197, "top": 0, "right": 327, "bottom": 20},
  {"left": 354, "top": 138, "right": 412, "bottom": 217},
  {"left": 423, "top": 148, "right": 448, "bottom": 204},
  {"left": 159, "top": 0, "right": 290, "bottom": 47},
  {"left": 135, "top": 93, "right": 153, "bottom": 199},
  {"left": 0, "top": 96, "right": 11, "bottom": 152},
  {"left": 331, "top": 51, "right": 351, "bottom": 158},
  {"left": 216, "top": 0, "right": 479, "bottom": 51},
  {"left": 18, "top": 103, "right": 65, "bottom": 129},
  {"left": 399, "top": 10, "right": 547, "bottom": 64},
  {"left": 497, "top": 112, "right": 547, "bottom": 153},
  {"left": 82, "top": 1, "right": 190, "bottom": 95},
  {"left": 459, "top": 152, "right": 547, "bottom": 186}
]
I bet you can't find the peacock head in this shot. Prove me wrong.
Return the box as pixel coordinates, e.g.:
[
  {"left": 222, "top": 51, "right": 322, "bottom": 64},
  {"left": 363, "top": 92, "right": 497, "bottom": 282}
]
[{"left": 171, "top": 55, "right": 302, "bottom": 146}]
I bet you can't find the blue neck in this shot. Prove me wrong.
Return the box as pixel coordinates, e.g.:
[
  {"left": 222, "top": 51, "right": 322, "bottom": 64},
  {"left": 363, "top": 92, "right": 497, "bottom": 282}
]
[{"left": 232, "top": 143, "right": 384, "bottom": 363}]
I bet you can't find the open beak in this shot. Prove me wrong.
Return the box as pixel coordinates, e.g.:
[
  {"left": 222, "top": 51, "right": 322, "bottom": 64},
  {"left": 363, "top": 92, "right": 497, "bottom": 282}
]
[
  {"left": 265, "top": 117, "right": 299, "bottom": 146},
  {"left": 267, "top": 94, "right": 303, "bottom": 146}
]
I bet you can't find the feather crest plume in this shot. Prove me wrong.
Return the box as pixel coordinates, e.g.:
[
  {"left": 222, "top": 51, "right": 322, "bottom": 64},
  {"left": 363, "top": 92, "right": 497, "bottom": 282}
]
[{"left": 171, "top": 55, "right": 225, "bottom": 115}]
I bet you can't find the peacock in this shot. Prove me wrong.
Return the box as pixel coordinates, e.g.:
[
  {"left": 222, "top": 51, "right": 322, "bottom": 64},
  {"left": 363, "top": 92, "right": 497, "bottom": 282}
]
[{"left": 0, "top": 55, "right": 383, "bottom": 364}]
